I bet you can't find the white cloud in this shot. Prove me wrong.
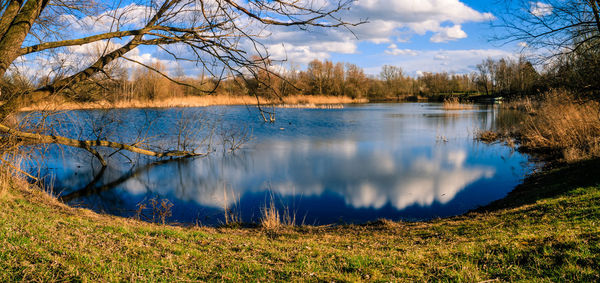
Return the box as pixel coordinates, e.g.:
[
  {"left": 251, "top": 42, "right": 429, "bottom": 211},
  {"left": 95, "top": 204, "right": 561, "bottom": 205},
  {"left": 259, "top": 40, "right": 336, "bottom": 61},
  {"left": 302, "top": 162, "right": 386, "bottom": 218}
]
[
  {"left": 61, "top": 3, "right": 153, "bottom": 33},
  {"left": 430, "top": 25, "right": 468, "bottom": 43},
  {"left": 385, "top": 44, "right": 418, "bottom": 56},
  {"left": 67, "top": 40, "right": 122, "bottom": 56},
  {"left": 312, "top": 41, "right": 357, "bottom": 54},
  {"left": 530, "top": 1, "right": 553, "bottom": 17},
  {"left": 26, "top": 0, "right": 501, "bottom": 78},
  {"left": 385, "top": 49, "right": 418, "bottom": 56},
  {"left": 350, "top": 0, "right": 493, "bottom": 43},
  {"left": 266, "top": 43, "right": 332, "bottom": 64},
  {"left": 258, "top": 0, "right": 494, "bottom": 65}
]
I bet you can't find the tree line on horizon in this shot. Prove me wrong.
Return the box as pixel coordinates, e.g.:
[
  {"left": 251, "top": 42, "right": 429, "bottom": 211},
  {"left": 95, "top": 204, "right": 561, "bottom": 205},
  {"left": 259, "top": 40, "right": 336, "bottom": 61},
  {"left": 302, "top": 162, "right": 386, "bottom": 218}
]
[{"left": 2, "top": 55, "right": 550, "bottom": 104}]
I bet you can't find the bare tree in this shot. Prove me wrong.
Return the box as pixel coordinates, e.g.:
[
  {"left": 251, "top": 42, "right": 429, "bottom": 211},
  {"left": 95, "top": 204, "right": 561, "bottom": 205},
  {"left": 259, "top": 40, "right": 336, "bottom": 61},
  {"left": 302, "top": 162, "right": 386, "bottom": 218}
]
[
  {"left": 0, "top": 0, "right": 360, "bottom": 166},
  {"left": 495, "top": 1, "right": 600, "bottom": 97},
  {"left": 496, "top": 0, "right": 600, "bottom": 58},
  {"left": 379, "top": 65, "right": 404, "bottom": 100}
]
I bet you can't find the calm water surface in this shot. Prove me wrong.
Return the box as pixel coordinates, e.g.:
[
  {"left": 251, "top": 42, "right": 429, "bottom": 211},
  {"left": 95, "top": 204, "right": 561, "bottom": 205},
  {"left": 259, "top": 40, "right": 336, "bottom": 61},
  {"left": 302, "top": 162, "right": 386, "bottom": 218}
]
[{"left": 28, "top": 103, "right": 532, "bottom": 226}]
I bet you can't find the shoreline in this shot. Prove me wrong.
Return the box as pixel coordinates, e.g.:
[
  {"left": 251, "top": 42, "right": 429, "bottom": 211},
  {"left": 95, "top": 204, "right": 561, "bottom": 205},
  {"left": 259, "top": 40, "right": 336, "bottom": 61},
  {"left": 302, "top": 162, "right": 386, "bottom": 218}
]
[
  {"left": 3, "top": 94, "right": 599, "bottom": 280},
  {"left": 19, "top": 94, "right": 369, "bottom": 111},
  {"left": 2, "top": 158, "right": 598, "bottom": 281}
]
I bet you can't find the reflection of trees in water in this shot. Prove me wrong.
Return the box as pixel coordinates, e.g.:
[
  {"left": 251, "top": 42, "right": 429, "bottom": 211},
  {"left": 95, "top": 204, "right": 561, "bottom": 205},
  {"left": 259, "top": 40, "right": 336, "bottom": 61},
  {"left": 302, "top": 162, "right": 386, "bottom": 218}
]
[
  {"left": 382, "top": 104, "right": 501, "bottom": 140},
  {"left": 422, "top": 104, "right": 498, "bottom": 130}
]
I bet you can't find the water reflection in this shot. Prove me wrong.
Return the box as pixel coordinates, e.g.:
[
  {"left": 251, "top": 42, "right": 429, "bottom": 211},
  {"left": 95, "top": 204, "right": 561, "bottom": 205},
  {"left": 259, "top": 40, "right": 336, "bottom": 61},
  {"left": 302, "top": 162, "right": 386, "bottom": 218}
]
[{"left": 31, "top": 103, "right": 530, "bottom": 225}]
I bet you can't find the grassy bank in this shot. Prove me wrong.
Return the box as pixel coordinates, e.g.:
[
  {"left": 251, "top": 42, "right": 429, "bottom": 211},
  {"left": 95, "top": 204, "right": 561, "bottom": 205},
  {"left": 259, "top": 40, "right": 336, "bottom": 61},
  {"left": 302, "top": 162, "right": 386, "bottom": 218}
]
[
  {"left": 18, "top": 95, "right": 368, "bottom": 111},
  {"left": 1, "top": 157, "right": 599, "bottom": 281}
]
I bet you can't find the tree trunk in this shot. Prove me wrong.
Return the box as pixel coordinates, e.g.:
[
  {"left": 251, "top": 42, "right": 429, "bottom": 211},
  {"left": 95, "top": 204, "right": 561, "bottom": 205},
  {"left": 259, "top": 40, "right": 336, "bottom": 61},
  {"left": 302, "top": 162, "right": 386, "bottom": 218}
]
[
  {"left": 590, "top": 0, "right": 600, "bottom": 34},
  {"left": 0, "top": 0, "right": 49, "bottom": 77},
  {"left": 0, "top": 0, "right": 25, "bottom": 39}
]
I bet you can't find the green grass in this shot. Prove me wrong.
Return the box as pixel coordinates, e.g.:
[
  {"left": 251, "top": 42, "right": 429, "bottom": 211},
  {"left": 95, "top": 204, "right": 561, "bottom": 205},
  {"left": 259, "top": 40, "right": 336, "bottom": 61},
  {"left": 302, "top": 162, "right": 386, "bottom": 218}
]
[{"left": 1, "top": 159, "right": 600, "bottom": 281}]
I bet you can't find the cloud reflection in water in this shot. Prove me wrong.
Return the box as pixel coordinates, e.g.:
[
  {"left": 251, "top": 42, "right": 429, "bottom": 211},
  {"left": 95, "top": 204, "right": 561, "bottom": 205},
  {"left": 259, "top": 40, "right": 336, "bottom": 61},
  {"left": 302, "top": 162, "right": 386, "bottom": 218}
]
[
  {"left": 35, "top": 103, "right": 527, "bottom": 225},
  {"left": 118, "top": 139, "right": 495, "bottom": 211}
]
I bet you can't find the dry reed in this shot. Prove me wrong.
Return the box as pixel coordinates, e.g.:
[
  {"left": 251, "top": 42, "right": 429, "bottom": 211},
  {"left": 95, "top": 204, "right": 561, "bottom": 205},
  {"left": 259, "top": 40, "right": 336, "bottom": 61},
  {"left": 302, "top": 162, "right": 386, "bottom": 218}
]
[
  {"left": 260, "top": 194, "right": 296, "bottom": 230},
  {"left": 476, "top": 130, "right": 499, "bottom": 143},
  {"left": 517, "top": 90, "right": 600, "bottom": 162},
  {"left": 222, "top": 187, "right": 242, "bottom": 226},
  {"left": 442, "top": 97, "right": 474, "bottom": 110},
  {"left": 20, "top": 95, "right": 368, "bottom": 112}
]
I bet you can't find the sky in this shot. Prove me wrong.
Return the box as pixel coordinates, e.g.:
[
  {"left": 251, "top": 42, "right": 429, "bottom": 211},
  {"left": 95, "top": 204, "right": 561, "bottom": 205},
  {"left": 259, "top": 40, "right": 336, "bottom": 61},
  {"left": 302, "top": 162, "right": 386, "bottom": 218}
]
[
  {"left": 259, "top": 0, "right": 524, "bottom": 76},
  {"left": 20, "top": 0, "right": 537, "bottom": 79}
]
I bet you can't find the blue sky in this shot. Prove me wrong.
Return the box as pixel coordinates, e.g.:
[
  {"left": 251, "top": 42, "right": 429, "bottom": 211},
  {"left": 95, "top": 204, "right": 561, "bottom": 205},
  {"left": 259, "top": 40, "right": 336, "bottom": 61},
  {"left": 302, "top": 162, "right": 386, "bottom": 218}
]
[
  {"left": 317, "top": 0, "right": 523, "bottom": 76},
  {"left": 246, "top": 0, "right": 529, "bottom": 76},
  {"left": 20, "top": 0, "right": 534, "bottom": 79}
]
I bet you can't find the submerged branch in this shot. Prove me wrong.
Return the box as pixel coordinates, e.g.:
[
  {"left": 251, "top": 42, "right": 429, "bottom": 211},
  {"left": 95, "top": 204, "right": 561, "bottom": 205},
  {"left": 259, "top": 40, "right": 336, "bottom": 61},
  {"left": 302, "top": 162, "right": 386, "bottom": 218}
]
[{"left": 0, "top": 123, "right": 206, "bottom": 167}]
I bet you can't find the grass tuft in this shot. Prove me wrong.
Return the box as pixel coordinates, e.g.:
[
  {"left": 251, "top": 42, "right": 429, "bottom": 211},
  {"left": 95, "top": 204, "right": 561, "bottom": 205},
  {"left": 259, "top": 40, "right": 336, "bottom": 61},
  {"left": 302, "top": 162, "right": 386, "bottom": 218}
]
[
  {"left": 260, "top": 194, "right": 297, "bottom": 230},
  {"left": 476, "top": 130, "right": 500, "bottom": 143}
]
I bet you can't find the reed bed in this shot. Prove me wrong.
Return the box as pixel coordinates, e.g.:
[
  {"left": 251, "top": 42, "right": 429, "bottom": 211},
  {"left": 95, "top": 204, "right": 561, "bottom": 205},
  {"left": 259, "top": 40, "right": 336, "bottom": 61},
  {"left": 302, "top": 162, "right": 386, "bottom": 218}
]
[
  {"left": 274, "top": 104, "right": 344, "bottom": 109},
  {"left": 20, "top": 95, "right": 367, "bottom": 111},
  {"left": 442, "top": 97, "right": 474, "bottom": 110},
  {"left": 517, "top": 90, "right": 600, "bottom": 162},
  {"left": 475, "top": 130, "right": 499, "bottom": 143}
]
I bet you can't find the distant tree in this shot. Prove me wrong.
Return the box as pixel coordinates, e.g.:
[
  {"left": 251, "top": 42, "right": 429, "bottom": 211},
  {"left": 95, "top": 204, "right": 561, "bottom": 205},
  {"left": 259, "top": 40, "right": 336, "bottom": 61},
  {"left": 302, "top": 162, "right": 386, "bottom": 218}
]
[
  {"left": 380, "top": 65, "right": 404, "bottom": 100},
  {"left": 476, "top": 59, "right": 492, "bottom": 95},
  {"left": 344, "top": 63, "right": 368, "bottom": 99},
  {"left": 332, "top": 62, "right": 345, "bottom": 96},
  {"left": 306, "top": 59, "right": 326, "bottom": 95}
]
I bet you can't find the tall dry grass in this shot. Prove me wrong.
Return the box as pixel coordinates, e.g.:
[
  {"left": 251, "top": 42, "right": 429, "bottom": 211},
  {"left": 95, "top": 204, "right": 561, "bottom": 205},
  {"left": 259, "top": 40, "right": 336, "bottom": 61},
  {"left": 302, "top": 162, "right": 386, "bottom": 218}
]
[
  {"left": 222, "top": 187, "right": 242, "bottom": 227},
  {"left": 0, "top": 166, "right": 9, "bottom": 199},
  {"left": 0, "top": 150, "right": 34, "bottom": 201},
  {"left": 517, "top": 90, "right": 600, "bottom": 162},
  {"left": 20, "top": 95, "right": 367, "bottom": 111},
  {"left": 260, "top": 194, "right": 297, "bottom": 230},
  {"left": 442, "top": 97, "right": 473, "bottom": 110}
]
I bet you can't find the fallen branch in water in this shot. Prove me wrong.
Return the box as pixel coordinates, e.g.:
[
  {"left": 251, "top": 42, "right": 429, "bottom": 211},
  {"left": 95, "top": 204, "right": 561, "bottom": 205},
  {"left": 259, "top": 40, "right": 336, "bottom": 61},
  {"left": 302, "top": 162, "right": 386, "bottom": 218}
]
[{"left": 0, "top": 123, "right": 205, "bottom": 167}]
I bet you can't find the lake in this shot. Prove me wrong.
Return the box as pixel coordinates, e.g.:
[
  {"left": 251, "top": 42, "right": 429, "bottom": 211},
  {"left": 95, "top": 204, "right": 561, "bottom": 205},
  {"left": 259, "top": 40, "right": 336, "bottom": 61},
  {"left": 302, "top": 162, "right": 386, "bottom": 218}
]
[{"left": 26, "top": 103, "right": 532, "bottom": 226}]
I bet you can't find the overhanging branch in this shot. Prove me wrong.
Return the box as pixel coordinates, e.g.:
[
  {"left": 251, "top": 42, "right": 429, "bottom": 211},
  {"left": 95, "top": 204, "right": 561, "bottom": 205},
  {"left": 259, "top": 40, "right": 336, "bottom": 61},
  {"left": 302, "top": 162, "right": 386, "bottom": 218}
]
[{"left": 0, "top": 123, "right": 206, "bottom": 167}]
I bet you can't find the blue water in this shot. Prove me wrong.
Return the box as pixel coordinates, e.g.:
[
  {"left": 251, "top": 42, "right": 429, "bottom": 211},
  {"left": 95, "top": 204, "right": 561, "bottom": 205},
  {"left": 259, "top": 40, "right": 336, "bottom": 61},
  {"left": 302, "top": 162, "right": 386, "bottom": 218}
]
[{"left": 26, "top": 103, "right": 532, "bottom": 226}]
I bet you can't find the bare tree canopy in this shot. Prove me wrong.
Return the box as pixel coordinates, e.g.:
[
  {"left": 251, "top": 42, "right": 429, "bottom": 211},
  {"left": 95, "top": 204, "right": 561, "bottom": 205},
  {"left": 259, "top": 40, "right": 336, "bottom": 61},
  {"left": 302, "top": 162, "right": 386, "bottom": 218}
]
[
  {"left": 495, "top": 0, "right": 600, "bottom": 98},
  {"left": 0, "top": 0, "right": 359, "bottom": 165},
  {"left": 0, "top": 0, "right": 358, "bottom": 95},
  {"left": 497, "top": 0, "right": 600, "bottom": 58}
]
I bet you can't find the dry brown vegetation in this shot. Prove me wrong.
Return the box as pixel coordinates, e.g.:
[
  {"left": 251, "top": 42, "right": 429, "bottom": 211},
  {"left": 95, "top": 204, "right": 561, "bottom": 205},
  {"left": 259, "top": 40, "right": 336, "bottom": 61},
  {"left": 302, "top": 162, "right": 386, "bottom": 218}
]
[
  {"left": 442, "top": 97, "right": 474, "bottom": 110},
  {"left": 2, "top": 56, "right": 539, "bottom": 114},
  {"left": 259, "top": 195, "right": 297, "bottom": 230},
  {"left": 476, "top": 130, "right": 500, "bottom": 143},
  {"left": 491, "top": 90, "right": 600, "bottom": 162},
  {"left": 519, "top": 90, "right": 600, "bottom": 162},
  {"left": 20, "top": 94, "right": 367, "bottom": 111}
]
